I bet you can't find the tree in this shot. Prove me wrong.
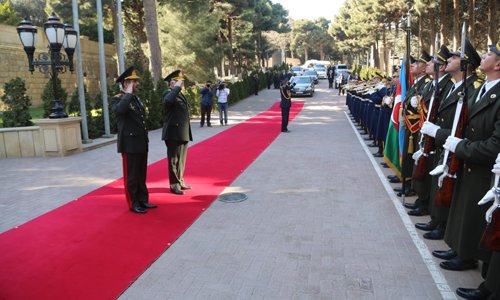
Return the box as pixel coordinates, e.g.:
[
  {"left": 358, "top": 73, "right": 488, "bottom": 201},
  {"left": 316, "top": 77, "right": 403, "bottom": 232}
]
[
  {"left": 1, "top": 77, "right": 32, "bottom": 127},
  {"left": 0, "top": 0, "right": 19, "bottom": 25},
  {"left": 143, "top": 0, "right": 162, "bottom": 83},
  {"left": 41, "top": 77, "right": 68, "bottom": 118}
]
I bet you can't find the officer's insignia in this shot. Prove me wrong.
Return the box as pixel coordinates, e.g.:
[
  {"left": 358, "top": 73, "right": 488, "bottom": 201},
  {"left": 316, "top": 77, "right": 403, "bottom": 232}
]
[
  {"left": 129, "top": 102, "right": 136, "bottom": 111},
  {"left": 491, "top": 94, "right": 497, "bottom": 99}
]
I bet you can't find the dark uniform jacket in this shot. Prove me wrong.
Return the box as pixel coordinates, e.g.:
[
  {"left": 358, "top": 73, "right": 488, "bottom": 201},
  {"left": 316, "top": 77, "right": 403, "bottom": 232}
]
[
  {"left": 445, "top": 80, "right": 500, "bottom": 262},
  {"left": 161, "top": 87, "right": 193, "bottom": 142},
  {"left": 280, "top": 83, "right": 292, "bottom": 109},
  {"left": 111, "top": 93, "right": 149, "bottom": 154}
]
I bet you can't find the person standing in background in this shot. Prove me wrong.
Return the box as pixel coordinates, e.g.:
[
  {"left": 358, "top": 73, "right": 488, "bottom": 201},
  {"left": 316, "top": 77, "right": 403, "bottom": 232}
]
[
  {"left": 199, "top": 80, "right": 214, "bottom": 127},
  {"left": 216, "top": 82, "right": 230, "bottom": 126}
]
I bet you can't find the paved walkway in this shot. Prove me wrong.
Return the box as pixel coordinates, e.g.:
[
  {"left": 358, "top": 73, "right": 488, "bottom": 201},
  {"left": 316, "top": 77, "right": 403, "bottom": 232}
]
[{"left": 0, "top": 82, "right": 483, "bottom": 299}]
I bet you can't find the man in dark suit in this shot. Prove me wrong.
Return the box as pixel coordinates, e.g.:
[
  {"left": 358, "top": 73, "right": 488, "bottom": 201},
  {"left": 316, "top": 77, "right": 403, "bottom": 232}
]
[
  {"left": 111, "top": 66, "right": 156, "bottom": 214},
  {"left": 162, "top": 70, "right": 193, "bottom": 195},
  {"left": 280, "top": 75, "right": 293, "bottom": 133}
]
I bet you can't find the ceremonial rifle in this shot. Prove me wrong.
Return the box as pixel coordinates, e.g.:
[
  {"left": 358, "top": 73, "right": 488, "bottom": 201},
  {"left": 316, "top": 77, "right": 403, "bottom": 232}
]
[
  {"left": 432, "top": 23, "right": 468, "bottom": 207},
  {"left": 413, "top": 34, "right": 440, "bottom": 182}
]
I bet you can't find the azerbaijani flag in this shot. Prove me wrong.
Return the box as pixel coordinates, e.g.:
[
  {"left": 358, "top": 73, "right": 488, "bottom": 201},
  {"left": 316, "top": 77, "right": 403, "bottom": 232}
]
[{"left": 398, "top": 57, "right": 408, "bottom": 161}]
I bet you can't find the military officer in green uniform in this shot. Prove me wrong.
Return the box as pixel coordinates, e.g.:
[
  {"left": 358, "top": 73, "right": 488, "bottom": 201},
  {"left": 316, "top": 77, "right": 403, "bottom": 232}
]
[
  {"left": 111, "top": 66, "right": 157, "bottom": 213},
  {"left": 162, "top": 70, "right": 193, "bottom": 195}
]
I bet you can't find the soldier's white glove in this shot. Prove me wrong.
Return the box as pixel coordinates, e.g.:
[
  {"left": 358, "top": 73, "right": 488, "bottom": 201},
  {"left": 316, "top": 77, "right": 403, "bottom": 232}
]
[
  {"left": 430, "top": 164, "right": 445, "bottom": 176},
  {"left": 383, "top": 96, "right": 391, "bottom": 105},
  {"left": 420, "top": 121, "right": 440, "bottom": 138},
  {"left": 478, "top": 190, "right": 500, "bottom": 223},
  {"left": 412, "top": 149, "right": 423, "bottom": 161},
  {"left": 443, "top": 136, "right": 463, "bottom": 153},
  {"left": 410, "top": 96, "right": 419, "bottom": 108}
]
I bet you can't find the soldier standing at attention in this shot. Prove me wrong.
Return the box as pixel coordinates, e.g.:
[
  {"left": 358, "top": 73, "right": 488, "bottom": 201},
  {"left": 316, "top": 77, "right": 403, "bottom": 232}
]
[
  {"left": 162, "top": 70, "right": 193, "bottom": 195},
  {"left": 280, "top": 75, "right": 294, "bottom": 133},
  {"left": 111, "top": 66, "right": 156, "bottom": 214}
]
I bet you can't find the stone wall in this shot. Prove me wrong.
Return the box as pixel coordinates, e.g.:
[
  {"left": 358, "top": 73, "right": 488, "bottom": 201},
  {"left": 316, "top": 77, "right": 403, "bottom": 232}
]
[{"left": 0, "top": 24, "right": 117, "bottom": 109}]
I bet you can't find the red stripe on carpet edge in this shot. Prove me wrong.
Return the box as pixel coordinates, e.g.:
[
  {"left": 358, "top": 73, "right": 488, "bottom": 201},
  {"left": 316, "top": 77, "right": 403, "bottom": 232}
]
[{"left": 0, "top": 101, "right": 304, "bottom": 300}]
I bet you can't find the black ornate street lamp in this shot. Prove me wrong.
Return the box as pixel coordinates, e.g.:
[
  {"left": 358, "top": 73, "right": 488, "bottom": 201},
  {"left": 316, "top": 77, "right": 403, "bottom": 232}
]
[{"left": 17, "top": 15, "right": 78, "bottom": 118}]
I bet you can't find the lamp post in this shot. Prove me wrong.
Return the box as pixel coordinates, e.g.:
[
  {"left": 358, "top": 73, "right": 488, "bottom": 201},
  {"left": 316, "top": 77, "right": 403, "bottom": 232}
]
[{"left": 17, "top": 15, "right": 77, "bottom": 119}]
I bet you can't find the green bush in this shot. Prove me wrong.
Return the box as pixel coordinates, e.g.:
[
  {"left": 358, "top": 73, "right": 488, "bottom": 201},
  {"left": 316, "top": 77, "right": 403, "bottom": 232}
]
[
  {"left": 1, "top": 77, "right": 33, "bottom": 127},
  {"left": 41, "top": 77, "right": 68, "bottom": 118},
  {"left": 137, "top": 70, "right": 162, "bottom": 130}
]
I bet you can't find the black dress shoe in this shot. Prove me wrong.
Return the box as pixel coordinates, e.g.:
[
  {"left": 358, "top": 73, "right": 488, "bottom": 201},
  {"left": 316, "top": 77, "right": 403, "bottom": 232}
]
[
  {"left": 367, "top": 143, "right": 378, "bottom": 147},
  {"left": 440, "top": 258, "right": 477, "bottom": 271},
  {"left": 373, "top": 152, "right": 383, "bottom": 157},
  {"left": 130, "top": 206, "right": 147, "bottom": 214},
  {"left": 423, "top": 228, "right": 445, "bottom": 240},
  {"left": 389, "top": 177, "right": 401, "bottom": 183},
  {"left": 404, "top": 202, "right": 418, "bottom": 209},
  {"left": 456, "top": 287, "right": 490, "bottom": 300},
  {"left": 432, "top": 249, "right": 457, "bottom": 260},
  {"left": 170, "top": 187, "right": 184, "bottom": 195},
  {"left": 415, "top": 222, "right": 436, "bottom": 231},
  {"left": 380, "top": 162, "right": 389, "bottom": 168},
  {"left": 141, "top": 203, "right": 157, "bottom": 209},
  {"left": 407, "top": 207, "right": 429, "bottom": 216},
  {"left": 387, "top": 175, "right": 398, "bottom": 180},
  {"left": 363, "top": 137, "right": 372, "bottom": 141},
  {"left": 180, "top": 185, "right": 192, "bottom": 190}
]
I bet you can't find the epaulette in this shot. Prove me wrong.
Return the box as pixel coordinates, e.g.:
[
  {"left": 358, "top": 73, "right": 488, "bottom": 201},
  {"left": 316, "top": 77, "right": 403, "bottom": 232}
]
[
  {"left": 424, "top": 77, "right": 432, "bottom": 83},
  {"left": 113, "top": 92, "right": 124, "bottom": 98},
  {"left": 474, "top": 78, "right": 484, "bottom": 89}
]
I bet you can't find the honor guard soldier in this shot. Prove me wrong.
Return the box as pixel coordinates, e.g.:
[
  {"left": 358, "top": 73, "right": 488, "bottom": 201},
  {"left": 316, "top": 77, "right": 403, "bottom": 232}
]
[
  {"left": 111, "top": 66, "right": 156, "bottom": 214},
  {"left": 430, "top": 39, "right": 495, "bottom": 275},
  {"left": 398, "top": 51, "right": 431, "bottom": 197},
  {"left": 411, "top": 45, "right": 454, "bottom": 239}
]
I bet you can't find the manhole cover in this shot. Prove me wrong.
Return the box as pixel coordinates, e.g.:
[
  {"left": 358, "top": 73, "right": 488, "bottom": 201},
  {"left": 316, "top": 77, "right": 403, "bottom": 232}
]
[{"left": 217, "top": 192, "right": 248, "bottom": 203}]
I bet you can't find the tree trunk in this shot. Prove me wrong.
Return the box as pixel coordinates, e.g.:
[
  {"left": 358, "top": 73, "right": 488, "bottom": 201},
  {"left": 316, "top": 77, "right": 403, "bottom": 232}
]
[
  {"left": 382, "top": 26, "right": 388, "bottom": 74},
  {"left": 468, "top": 0, "right": 475, "bottom": 43},
  {"left": 373, "top": 40, "right": 380, "bottom": 69},
  {"left": 487, "top": 0, "right": 497, "bottom": 44},
  {"left": 452, "top": 0, "right": 459, "bottom": 50},
  {"left": 304, "top": 46, "right": 309, "bottom": 61},
  {"left": 319, "top": 42, "right": 324, "bottom": 60},
  {"left": 227, "top": 16, "right": 235, "bottom": 75},
  {"left": 418, "top": 9, "right": 423, "bottom": 50},
  {"left": 440, "top": 0, "right": 447, "bottom": 45},
  {"left": 143, "top": 0, "right": 162, "bottom": 83},
  {"left": 429, "top": 5, "right": 436, "bottom": 53},
  {"left": 110, "top": 1, "right": 120, "bottom": 74}
]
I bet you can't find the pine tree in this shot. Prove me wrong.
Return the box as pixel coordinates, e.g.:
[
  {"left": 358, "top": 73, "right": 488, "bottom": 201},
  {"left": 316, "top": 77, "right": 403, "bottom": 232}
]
[{"left": 1, "top": 77, "right": 33, "bottom": 127}]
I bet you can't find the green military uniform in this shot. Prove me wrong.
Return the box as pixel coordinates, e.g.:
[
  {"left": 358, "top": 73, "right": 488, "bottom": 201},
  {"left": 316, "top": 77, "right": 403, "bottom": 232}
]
[{"left": 444, "top": 42, "right": 500, "bottom": 263}]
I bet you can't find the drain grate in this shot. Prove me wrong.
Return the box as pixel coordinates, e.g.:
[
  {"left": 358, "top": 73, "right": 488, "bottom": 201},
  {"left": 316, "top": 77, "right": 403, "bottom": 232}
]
[{"left": 217, "top": 192, "right": 248, "bottom": 203}]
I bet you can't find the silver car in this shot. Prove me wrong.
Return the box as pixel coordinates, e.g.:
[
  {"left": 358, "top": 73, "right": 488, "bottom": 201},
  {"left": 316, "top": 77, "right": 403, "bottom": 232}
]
[
  {"left": 290, "top": 76, "right": 315, "bottom": 97},
  {"left": 313, "top": 65, "right": 327, "bottom": 79},
  {"left": 302, "top": 70, "right": 319, "bottom": 84}
]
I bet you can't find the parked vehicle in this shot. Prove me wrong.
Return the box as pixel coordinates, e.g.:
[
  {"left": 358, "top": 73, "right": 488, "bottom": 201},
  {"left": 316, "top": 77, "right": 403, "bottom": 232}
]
[
  {"left": 313, "top": 64, "right": 327, "bottom": 79},
  {"left": 302, "top": 69, "right": 319, "bottom": 84},
  {"left": 290, "top": 76, "right": 315, "bottom": 97}
]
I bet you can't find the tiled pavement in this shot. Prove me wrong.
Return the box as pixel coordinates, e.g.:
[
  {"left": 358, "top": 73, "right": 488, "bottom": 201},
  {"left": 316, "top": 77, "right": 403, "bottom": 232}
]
[{"left": 0, "top": 82, "right": 483, "bottom": 299}]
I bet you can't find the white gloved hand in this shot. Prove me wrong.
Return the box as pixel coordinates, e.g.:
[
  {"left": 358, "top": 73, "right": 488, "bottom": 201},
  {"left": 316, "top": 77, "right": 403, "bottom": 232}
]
[
  {"left": 496, "top": 153, "right": 500, "bottom": 164},
  {"left": 443, "top": 136, "right": 463, "bottom": 153},
  {"left": 420, "top": 121, "right": 440, "bottom": 138},
  {"left": 412, "top": 149, "right": 423, "bottom": 161},
  {"left": 485, "top": 203, "right": 499, "bottom": 223},
  {"left": 493, "top": 162, "right": 500, "bottom": 176},
  {"left": 430, "top": 164, "right": 445, "bottom": 176},
  {"left": 410, "top": 96, "right": 418, "bottom": 108},
  {"left": 383, "top": 96, "right": 391, "bottom": 105},
  {"left": 478, "top": 187, "right": 496, "bottom": 205}
]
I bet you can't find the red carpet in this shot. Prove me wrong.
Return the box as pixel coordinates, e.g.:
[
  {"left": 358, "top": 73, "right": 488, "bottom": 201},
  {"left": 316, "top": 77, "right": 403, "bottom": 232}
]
[{"left": 0, "top": 101, "right": 304, "bottom": 300}]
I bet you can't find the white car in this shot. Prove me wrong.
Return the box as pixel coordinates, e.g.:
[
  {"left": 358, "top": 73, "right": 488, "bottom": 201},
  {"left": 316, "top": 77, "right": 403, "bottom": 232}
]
[{"left": 314, "top": 65, "right": 327, "bottom": 79}]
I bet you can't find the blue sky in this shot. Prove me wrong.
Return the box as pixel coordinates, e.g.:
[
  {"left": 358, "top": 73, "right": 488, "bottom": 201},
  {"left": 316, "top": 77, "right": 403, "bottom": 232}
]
[{"left": 272, "top": 0, "right": 346, "bottom": 21}]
